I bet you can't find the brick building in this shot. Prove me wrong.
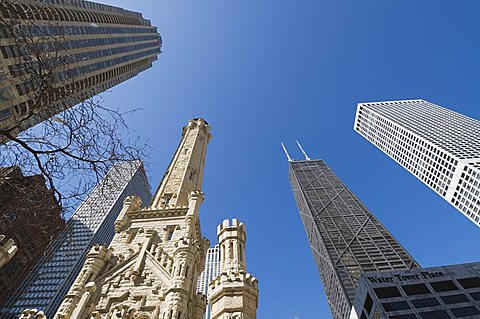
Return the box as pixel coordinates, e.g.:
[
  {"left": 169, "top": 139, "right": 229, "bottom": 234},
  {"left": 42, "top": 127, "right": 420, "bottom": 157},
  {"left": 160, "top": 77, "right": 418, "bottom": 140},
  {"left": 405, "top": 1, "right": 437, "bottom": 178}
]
[{"left": 0, "top": 167, "right": 64, "bottom": 305}]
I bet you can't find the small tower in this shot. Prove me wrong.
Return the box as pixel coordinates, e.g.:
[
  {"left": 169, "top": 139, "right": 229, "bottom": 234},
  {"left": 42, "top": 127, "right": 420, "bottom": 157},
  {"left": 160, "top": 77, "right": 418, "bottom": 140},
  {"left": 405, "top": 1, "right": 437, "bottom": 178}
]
[{"left": 209, "top": 219, "right": 259, "bottom": 319}]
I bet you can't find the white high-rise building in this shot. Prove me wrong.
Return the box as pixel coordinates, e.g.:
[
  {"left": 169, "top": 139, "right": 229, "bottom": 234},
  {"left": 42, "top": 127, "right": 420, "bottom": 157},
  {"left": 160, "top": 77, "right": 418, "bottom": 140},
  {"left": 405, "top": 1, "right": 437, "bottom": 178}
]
[
  {"left": 197, "top": 245, "right": 221, "bottom": 319},
  {"left": 354, "top": 99, "right": 480, "bottom": 227}
]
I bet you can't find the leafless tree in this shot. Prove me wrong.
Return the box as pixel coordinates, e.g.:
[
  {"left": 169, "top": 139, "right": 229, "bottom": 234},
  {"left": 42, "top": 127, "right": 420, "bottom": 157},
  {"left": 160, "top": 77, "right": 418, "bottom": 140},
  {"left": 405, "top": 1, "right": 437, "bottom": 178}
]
[{"left": 0, "top": 1, "right": 149, "bottom": 216}]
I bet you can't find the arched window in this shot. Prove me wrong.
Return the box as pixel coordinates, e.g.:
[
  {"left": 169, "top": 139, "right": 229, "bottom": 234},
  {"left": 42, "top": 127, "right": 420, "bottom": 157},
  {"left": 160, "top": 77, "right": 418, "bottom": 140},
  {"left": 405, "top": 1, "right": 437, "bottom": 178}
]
[{"left": 229, "top": 241, "right": 234, "bottom": 259}]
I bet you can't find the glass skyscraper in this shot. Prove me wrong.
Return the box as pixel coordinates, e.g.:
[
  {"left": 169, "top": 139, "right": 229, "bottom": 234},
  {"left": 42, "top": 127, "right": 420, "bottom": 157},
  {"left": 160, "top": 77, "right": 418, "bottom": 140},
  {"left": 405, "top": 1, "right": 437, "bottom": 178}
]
[
  {"left": 197, "top": 245, "right": 221, "bottom": 319},
  {"left": 0, "top": 0, "right": 161, "bottom": 133},
  {"left": 288, "top": 157, "right": 419, "bottom": 319},
  {"left": 0, "top": 160, "right": 151, "bottom": 318},
  {"left": 354, "top": 99, "right": 480, "bottom": 227}
]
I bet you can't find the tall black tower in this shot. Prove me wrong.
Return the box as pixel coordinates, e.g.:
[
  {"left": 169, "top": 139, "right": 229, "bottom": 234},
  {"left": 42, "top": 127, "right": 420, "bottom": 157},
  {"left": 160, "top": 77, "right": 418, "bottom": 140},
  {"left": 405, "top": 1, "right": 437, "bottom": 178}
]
[{"left": 287, "top": 148, "right": 419, "bottom": 319}]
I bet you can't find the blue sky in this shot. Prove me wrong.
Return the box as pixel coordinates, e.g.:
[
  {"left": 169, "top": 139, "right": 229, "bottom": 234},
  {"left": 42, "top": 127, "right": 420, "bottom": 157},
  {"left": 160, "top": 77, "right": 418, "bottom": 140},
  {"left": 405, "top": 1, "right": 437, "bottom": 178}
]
[{"left": 96, "top": 1, "right": 480, "bottom": 318}]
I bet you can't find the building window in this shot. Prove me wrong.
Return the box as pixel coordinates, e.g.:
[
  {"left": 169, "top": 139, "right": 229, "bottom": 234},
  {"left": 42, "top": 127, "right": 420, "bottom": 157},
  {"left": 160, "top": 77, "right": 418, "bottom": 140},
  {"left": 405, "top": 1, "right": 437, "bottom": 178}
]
[
  {"left": 411, "top": 297, "right": 440, "bottom": 308},
  {"left": 389, "top": 315, "right": 417, "bottom": 319},
  {"left": 402, "top": 283, "right": 430, "bottom": 295},
  {"left": 363, "top": 293, "right": 373, "bottom": 314},
  {"left": 450, "top": 306, "right": 480, "bottom": 318},
  {"left": 373, "top": 286, "right": 402, "bottom": 299},
  {"left": 430, "top": 280, "right": 458, "bottom": 292},
  {"left": 382, "top": 301, "right": 410, "bottom": 312},
  {"left": 166, "top": 229, "right": 174, "bottom": 241},
  {"left": 469, "top": 292, "right": 480, "bottom": 301},
  {"left": 441, "top": 294, "right": 469, "bottom": 304},
  {"left": 418, "top": 309, "right": 450, "bottom": 319},
  {"left": 163, "top": 194, "right": 173, "bottom": 206},
  {"left": 457, "top": 277, "right": 480, "bottom": 289}
]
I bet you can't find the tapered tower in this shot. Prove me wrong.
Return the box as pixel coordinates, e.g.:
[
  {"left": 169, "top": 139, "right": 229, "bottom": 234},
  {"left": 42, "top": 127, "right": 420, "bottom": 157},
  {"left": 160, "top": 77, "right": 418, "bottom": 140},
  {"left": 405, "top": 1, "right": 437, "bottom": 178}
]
[
  {"left": 208, "top": 219, "right": 259, "bottom": 319},
  {"left": 286, "top": 145, "right": 418, "bottom": 319},
  {"left": 42, "top": 119, "right": 211, "bottom": 319}
]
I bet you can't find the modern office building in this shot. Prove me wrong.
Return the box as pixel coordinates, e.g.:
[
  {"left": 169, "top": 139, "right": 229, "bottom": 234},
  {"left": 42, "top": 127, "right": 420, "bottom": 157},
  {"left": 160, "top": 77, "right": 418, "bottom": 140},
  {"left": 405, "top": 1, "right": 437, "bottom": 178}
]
[
  {"left": 0, "top": 160, "right": 151, "bottom": 318},
  {"left": 351, "top": 262, "right": 480, "bottom": 319},
  {"left": 354, "top": 99, "right": 480, "bottom": 227},
  {"left": 0, "top": 0, "right": 161, "bottom": 134},
  {"left": 286, "top": 145, "right": 419, "bottom": 319},
  {"left": 197, "top": 245, "right": 221, "bottom": 319},
  {"left": 0, "top": 167, "right": 64, "bottom": 306}
]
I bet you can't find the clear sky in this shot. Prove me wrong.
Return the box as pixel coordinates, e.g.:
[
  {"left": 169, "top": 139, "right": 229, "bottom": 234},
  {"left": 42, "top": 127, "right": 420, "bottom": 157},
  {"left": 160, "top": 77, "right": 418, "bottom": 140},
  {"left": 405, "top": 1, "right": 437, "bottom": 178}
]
[{"left": 95, "top": 1, "right": 480, "bottom": 318}]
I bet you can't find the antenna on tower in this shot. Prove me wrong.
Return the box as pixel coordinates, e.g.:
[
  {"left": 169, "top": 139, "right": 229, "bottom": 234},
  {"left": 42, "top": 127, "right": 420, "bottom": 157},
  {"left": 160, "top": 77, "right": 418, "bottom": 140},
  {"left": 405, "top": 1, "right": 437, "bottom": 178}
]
[
  {"left": 281, "top": 143, "right": 292, "bottom": 161},
  {"left": 295, "top": 139, "right": 311, "bottom": 160}
]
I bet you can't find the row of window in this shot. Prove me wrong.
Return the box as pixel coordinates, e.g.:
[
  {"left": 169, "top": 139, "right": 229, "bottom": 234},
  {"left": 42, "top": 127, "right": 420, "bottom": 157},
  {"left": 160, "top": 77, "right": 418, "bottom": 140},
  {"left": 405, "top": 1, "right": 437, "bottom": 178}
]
[
  {"left": 3, "top": 3, "right": 151, "bottom": 27},
  {"left": 1, "top": 34, "right": 159, "bottom": 61},
  {"left": 360, "top": 101, "right": 480, "bottom": 160},
  {"left": 356, "top": 109, "right": 455, "bottom": 197}
]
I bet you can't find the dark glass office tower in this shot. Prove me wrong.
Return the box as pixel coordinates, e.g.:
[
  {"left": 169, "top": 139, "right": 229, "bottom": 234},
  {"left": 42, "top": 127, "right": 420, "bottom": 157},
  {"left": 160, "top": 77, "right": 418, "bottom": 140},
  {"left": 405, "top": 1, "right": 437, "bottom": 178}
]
[{"left": 288, "top": 159, "right": 419, "bottom": 319}]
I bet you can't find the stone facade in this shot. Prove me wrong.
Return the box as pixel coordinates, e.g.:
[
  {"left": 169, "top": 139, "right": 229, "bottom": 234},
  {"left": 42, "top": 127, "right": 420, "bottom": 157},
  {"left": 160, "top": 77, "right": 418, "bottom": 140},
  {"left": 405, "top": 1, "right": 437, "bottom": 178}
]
[
  {"left": 0, "top": 234, "right": 17, "bottom": 268},
  {"left": 208, "top": 219, "right": 259, "bottom": 319},
  {"left": 41, "top": 118, "right": 212, "bottom": 319}
]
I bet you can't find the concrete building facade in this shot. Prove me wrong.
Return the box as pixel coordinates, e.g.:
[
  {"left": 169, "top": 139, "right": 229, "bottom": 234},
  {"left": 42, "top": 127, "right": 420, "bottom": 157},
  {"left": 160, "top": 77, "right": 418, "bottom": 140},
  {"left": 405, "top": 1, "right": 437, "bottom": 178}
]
[
  {"left": 1, "top": 161, "right": 151, "bottom": 318},
  {"left": 354, "top": 99, "right": 480, "bottom": 227},
  {"left": 350, "top": 262, "right": 480, "bottom": 319},
  {"left": 0, "top": 0, "right": 161, "bottom": 134},
  {"left": 288, "top": 156, "right": 418, "bottom": 319}
]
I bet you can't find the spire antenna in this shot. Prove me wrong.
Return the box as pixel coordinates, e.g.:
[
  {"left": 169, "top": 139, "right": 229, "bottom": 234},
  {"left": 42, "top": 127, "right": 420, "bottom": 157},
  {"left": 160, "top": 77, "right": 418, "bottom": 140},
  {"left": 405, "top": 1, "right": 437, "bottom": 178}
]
[
  {"left": 281, "top": 143, "right": 292, "bottom": 161},
  {"left": 296, "top": 140, "right": 311, "bottom": 160}
]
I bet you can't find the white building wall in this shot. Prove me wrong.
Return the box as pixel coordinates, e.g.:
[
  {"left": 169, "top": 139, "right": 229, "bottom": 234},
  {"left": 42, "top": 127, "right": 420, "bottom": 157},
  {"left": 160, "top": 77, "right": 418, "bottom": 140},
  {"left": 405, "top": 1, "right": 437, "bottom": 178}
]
[
  {"left": 197, "top": 245, "right": 221, "bottom": 319},
  {"left": 354, "top": 99, "right": 480, "bottom": 227}
]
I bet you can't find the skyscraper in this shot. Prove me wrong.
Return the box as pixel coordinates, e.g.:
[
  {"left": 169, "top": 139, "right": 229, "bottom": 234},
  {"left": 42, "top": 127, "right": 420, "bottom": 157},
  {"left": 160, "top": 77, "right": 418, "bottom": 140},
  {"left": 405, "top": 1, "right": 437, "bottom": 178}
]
[
  {"left": 286, "top": 146, "right": 418, "bottom": 319},
  {"left": 1, "top": 160, "right": 151, "bottom": 318},
  {"left": 0, "top": 0, "right": 161, "bottom": 134},
  {"left": 197, "top": 245, "right": 221, "bottom": 319},
  {"left": 354, "top": 99, "right": 480, "bottom": 227}
]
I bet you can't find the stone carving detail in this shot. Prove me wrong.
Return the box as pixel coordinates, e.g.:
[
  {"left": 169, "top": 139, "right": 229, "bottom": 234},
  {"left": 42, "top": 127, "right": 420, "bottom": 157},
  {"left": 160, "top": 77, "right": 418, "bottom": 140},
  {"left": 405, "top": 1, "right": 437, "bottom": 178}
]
[
  {"left": 19, "top": 309, "right": 47, "bottom": 319},
  {"left": 0, "top": 234, "right": 17, "bottom": 268}
]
